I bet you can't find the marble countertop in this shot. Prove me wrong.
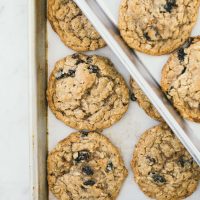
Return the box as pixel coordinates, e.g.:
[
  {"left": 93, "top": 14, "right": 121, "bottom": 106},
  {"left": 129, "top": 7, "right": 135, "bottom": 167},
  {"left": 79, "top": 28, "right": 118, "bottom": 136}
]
[{"left": 0, "top": 0, "right": 29, "bottom": 199}]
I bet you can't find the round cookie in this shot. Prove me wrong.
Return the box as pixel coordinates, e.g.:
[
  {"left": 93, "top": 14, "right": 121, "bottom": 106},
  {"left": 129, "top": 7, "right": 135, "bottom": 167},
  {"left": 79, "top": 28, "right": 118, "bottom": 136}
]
[
  {"left": 47, "top": 53, "right": 129, "bottom": 130},
  {"left": 118, "top": 0, "right": 200, "bottom": 55},
  {"left": 161, "top": 37, "right": 200, "bottom": 122},
  {"left": 131, "top": 124, "right": 200, "bottom": 200},
  {"left": 48, "top": 131, "right": 128, "bottom": 200},
  {"left": 130, "top": 78, "right": 163, "bottom": 121},
  {"left": 48, "top": 0, "right": 106, "bottom": 51}
]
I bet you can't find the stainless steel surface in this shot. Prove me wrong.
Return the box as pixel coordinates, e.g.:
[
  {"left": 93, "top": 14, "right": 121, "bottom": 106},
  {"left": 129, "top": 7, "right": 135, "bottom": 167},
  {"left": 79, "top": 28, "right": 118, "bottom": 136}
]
[
  {"left": 74, "top": 0, "right": 200, "bottom": 166},
  {"left": 29, "top": 0, "right": 48, "bottom": 199}
]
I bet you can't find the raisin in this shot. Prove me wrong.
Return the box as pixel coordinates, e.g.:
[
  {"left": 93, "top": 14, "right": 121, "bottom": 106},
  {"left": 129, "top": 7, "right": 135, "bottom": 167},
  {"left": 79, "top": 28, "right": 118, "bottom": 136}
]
[
  {"left": 149, "top": 172, "right": 166, "bottom": 184},
  {"left": 130, "top": 93, "right": 137, "bottom": 101},
  {"left": 144, "top": 32, "right": 151, "bottom": 41},
  {"left": 66, "top": 69, "right": 76, "bottom": 77},
  {"left": 178, "top": 48, "right": 187, "bottom": 62},
  {"left": 83, "top": 180, "right": 96, "bottom": 186},
  {"left": 75, "top": 60, "right": 85, "bottom": 65},
  {"left": 80, "top": 130, "right": 89, "bottom": 137},
  {"left": 88, "top": 65, "right": 99, "bottom": 74},
  {"left": 56, "top": 70, "right": 65, "bottom": 80},
  {"left": 87, "top": 56, "right": 93, "bottom": 63},
  {"left": 146, "top": 156, "right": 156, "bottom": 166},
  {"left": 74, "top": 150, "right": 90, "bottom": 162},
  {"left": 178, "top": 156, "right": 186, "bottom": 167},
  {"left": 82, "top": 166, "right": 94, "bottom": 176},
  {"left": 177, "top": 38, "right": 194, "bottom": 62},
  {"left": 106, "top": 162, "right": 114, "bottom": 172},
  {"left": 178, "top": 156, "right": 193, "bottom": 168},
  {"left": 72, "top": 53, "right": 80, "bottom": 59},
  {"left": 56, "top": 69, "right": 75, "bottom": 80},
  {"left": 164, "top": 0, "right": 176, "bottom": 13}
]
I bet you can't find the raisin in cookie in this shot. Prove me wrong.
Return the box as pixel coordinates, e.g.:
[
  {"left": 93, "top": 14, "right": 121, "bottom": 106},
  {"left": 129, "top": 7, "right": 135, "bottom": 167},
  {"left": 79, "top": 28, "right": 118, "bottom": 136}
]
[
  {"left": 161, "top": 37, "right": 200, "bottom": 122},
  {"left": 48, "top": 0, "right": 105, "bottom": 51},
  {"left": 131, "top": 124, "right": 200, "bottom": 200},
  {"left": 130, "top": 78, "right": 163, "bottom": 121},
  {"left": 119, "top": 0, "right": 200, "bottom": 55},
  {"left": 47, "top": 53, "right": 129, "bottom": 130},
  {"left": 48, "top": 131, "right": 128, "bottom": 200}
]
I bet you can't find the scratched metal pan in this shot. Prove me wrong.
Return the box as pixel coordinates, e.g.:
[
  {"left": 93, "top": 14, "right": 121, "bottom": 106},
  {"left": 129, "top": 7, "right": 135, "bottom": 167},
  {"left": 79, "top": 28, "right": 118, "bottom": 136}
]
[
  {"left": 29, "top": 0, "right": 48, "bottom": 199},
  {"left": 29, "top": 0, "right": 200, "bottom": 199}
]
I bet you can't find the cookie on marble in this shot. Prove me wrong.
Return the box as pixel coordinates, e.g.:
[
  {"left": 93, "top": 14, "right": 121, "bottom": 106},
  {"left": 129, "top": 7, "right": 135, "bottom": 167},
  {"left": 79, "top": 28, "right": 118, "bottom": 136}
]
[
  {"left": 48, "top": 0, "right": 106, "bottom": 51},
  {"left": 48, "top": 131, "right": 128, "bottom": 200},
  {"left": 47, "top": 53, "right": 129, "bottom": 130},
  {"left": 118, "top": 0, "right": 200, "bottom": 55},
  {"left": 130, "top": 78, "right": 163, "bottom": 121},
  {"left": 131, "top": 123, "right": 200, "bottom": 200},
  {"left": 161, "top": 37, "right": 200, "bottom": 122}
]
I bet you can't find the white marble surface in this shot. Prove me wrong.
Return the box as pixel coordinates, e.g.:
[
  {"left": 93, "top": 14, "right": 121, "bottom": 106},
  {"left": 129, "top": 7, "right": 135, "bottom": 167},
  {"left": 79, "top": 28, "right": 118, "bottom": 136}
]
[{"left": 0, "top": 0, "right": 29, "bottom": 199}]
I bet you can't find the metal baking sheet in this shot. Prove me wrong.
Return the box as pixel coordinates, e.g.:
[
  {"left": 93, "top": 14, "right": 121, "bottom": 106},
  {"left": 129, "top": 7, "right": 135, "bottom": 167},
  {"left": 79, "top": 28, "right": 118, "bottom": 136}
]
[
  {"left": 29, "top": 0, "right": 48, "bottom": 199},
  {"left": 30, "top": 0, "right": 200, "bottom": 199}
]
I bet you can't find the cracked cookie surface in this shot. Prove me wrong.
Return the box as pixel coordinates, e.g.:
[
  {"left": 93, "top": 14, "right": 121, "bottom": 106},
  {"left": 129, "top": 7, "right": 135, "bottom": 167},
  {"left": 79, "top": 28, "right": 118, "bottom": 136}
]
[
  {"left": 131, "top": 124, "right": 200, "bottom": 200},
  {"left": 48, "top": 0, "right": 106, "bottom": 51},
  {"left": 47, "top": 53, "right": 129, "bottom": 130},
  {"left": 130, "top": 78, "right": 163, "bottom": 121},
  {"left": 161, "top": 37, "right": 200, "bottom": 122},
  {"left": 48, "top": 131, "right": 128, "bottom": 200},
  {"left": 118, "top": 0, "right": 200, "bottom": 55}
]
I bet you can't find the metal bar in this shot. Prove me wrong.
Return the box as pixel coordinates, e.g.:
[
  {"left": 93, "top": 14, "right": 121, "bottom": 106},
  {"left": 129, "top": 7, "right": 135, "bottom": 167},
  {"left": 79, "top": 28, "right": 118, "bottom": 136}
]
[
  {"left": 74, "top": 0, "right": 200, "bottom": 165},
  {"left": 29, "top": 0, "right": 48, "bottom": 199}
]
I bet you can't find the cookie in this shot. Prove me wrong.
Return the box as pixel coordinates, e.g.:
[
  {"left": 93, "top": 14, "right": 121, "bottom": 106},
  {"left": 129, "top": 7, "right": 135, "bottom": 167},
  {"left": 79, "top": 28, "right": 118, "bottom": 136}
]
[
  {"left": 47, "top": 53, "right": 129, "bottom": 130},
  {"left": 161, "top": 37, "right": 200, "bottom": 122},
  {"left": 118, "top": 0, "right": 200, "bottom": 55},
  {"left": 131, "top": 124, "right": 200, "bottom": 200},
  {"left": 48, "top": 131, "right": 128, "bottom": 200},
  {"left": 48, "top": 0, "right": 106, "bottom": 51},
  {"left": 130, "top": 78, "right": 163, "bottom": 121}
]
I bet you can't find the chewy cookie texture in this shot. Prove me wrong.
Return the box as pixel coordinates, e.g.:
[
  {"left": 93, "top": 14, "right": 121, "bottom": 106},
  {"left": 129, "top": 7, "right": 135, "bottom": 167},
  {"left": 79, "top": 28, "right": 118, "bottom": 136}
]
[
  {"left": 48, "top": 131, "right": 128, "bottom": 200},
  {"left": 161, "top": 37, "right": 200, "bottom": 122},
  {"left": 132, "top": 124, "right": 200, "bottom": 200},
  {"left": 48, "top": 0, "right": 105, "bottom": 51},
  {"left": 47, "top": 53, "right": 129, "bottom": 131},
  {"left": 119, "top": 0, "right": 200, "bottom": 55},
  {"left": 130, "top": 78, "right": 163, "bottom": 122}
]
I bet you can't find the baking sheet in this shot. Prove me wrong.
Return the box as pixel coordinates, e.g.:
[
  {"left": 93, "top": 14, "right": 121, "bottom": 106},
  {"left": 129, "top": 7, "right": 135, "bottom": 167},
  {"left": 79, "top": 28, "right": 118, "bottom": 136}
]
[{"left": 47, "top": 1, "right": 200, "bottom": 199}]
